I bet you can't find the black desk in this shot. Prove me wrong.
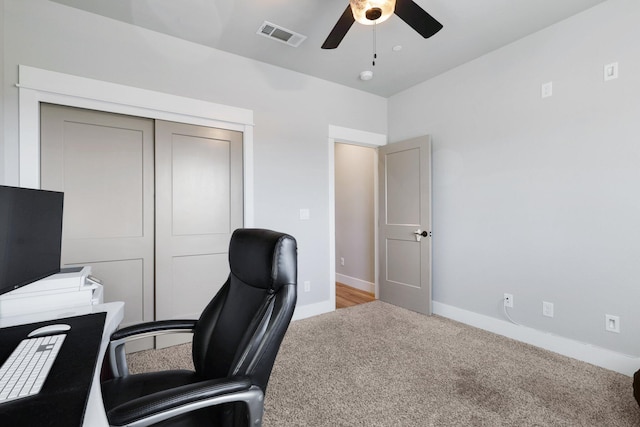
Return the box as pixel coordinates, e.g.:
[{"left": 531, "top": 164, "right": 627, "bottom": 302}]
[
  {"left": 0, "top": 313, "right": 106, "bottom": 426},
  {"left": 0, "top": 303, "right": 124, "bottom": 426}
]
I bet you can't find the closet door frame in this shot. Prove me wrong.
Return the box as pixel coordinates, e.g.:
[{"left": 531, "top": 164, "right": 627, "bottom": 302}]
[{"left": 17, "top": 65, "right": 255, "bottom": 227}]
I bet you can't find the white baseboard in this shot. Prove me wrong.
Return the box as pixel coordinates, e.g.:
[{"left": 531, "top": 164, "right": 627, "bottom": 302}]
[
  {"left": 433, "top": 301, "right": 639, "bottom": 377},
  {"left": 336, "top": 274, "right": 374, "bottom": 294},
  {"left": 292, "top": 300, "right": 334, "bottom": 321}
]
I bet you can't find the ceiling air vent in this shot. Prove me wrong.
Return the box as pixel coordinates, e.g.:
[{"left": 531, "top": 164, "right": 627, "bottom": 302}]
[{"left": 257, "top": 21, "right": 307, "bottom": 47}]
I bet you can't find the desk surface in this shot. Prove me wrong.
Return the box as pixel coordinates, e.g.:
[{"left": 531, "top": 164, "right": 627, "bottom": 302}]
[{"left": 0, "top": 302, "right": 124, "bottom": 426}]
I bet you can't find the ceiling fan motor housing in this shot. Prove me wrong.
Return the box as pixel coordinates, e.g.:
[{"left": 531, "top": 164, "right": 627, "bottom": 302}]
[{"left": 350, "top": 0, "right": 396, "bottom": 25}]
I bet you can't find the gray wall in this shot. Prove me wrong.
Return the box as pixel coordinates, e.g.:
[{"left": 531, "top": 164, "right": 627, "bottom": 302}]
[
  {"left": 389, "top": 0, "right": 640, "bottom": 356},
  {"left": 1, "top": 0, "right": 387, "bottom": 308},
  {"left": 334, "top": 143, "right": 375, "bottom": 284}
]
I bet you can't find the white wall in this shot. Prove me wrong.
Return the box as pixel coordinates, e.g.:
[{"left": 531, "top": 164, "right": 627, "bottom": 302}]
[
  {"left": 2, "top": 0, "right": 387, "bottom": 310},
  {"left": 335, "top": 143, "right": 375, "bottom": 288},
  {"left": 389, "top": 0, "right": 640, "bottom": 357}
]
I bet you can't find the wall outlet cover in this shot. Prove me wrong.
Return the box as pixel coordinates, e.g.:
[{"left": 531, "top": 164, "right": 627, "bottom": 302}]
[
  {"left": 605, "top": 314, "right": 620, "bottom": 333},
  {"left": 542, "top": 301, "right": 554, "bottom": 318},
  {"left": 503, "top": 293, "right": 513, "bottom": 308}
]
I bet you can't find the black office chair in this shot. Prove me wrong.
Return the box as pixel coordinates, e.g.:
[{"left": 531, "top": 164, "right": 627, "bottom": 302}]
[{"left": 101, "top": 228, "right": 297, "bottom": 427}]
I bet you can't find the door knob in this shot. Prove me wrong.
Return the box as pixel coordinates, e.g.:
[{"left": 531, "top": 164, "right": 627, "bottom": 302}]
[{"left": 414, "top": 229, "right": 429, "bottom": 241}]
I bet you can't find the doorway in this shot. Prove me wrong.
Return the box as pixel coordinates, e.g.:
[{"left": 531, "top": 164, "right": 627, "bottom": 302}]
[
  {"left": 334, "top": 142, "right": 376, "bottom": 309},
  {"left": 329, "top": 129, "right": 432, "bottom": 316}
]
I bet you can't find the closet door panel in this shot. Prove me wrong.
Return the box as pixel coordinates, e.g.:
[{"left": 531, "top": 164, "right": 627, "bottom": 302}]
[
  {"left": 40, "top": 104, "right": 155, "bottom": 352},
  {"left": 155, "top": 120, "right": 243, "bottom": 348}
]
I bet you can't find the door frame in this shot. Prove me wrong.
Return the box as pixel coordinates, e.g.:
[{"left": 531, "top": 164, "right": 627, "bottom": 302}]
[
  {"left": 328, "top": 125, "right": 386, "bottom": 309},
  {"left": 17, "top": 65, "right": 255, "bottom": 226}
]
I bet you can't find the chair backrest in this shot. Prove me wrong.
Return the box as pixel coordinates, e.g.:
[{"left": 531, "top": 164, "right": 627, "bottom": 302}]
[{"left": 191, "top": 228, "right": 297, "bottom": 392}]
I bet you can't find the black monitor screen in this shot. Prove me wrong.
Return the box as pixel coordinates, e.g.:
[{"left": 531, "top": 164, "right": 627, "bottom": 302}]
[{"left": 0, "top": 185, "right": 64, "bottom": 297}]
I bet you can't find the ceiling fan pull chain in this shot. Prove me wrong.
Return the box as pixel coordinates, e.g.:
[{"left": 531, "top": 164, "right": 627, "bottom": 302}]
[{"left": 372, "top": 22, "right": 377, "bottom": 67}]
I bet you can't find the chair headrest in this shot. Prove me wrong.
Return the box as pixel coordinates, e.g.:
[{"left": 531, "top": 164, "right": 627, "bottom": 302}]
[{"left": 229, "top": 228, "right": 297, "bottom": 292}]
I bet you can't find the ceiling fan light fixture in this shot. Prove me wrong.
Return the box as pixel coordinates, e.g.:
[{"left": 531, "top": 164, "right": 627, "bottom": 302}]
[{"left": 349, "top": 0, "right": 396, "bottom": 25}]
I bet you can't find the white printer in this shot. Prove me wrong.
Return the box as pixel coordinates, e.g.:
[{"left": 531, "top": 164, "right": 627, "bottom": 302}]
[{"left": 0, "top": 266, "right": 103, "bottom": 319}]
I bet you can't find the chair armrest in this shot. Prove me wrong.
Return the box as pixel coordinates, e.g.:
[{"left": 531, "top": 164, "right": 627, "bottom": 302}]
[
  {"left": 107, "top": 377, "right": 264, "bottom": 427},
  {"left": 109, "top": 319, "right": 197, "bottom": 377},
  {"left": 111, "top": 319, "right": 197, "bottom": 340}
]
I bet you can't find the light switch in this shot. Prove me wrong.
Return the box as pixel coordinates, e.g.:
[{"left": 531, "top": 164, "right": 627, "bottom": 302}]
[
  {"left": 299, "top": 208, "right": 310, "bottom": 220},
  {"left": 604, "top": 62, "right": 618, "bottom": 81}
]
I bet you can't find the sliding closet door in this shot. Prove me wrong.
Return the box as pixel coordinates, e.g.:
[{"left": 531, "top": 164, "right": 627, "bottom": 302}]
[
  {"left": 40, "top": 104, "right": 156, "bottom": 350},
  {"left": 41, "top": 106, "right": 243, "bottom": 351},
  {"left": 154, "top": 120, "right": 243, "bottom": 348}
]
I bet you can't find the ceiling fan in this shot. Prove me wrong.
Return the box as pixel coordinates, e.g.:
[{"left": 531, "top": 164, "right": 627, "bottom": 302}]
[{"left": 322, "top": 0, "right": 443, "bottom": 49}]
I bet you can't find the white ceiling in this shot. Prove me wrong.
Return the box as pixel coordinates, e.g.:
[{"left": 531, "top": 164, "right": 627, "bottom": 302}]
[{"left": 50, "top": 0, "right": 607, "bottom": 97}]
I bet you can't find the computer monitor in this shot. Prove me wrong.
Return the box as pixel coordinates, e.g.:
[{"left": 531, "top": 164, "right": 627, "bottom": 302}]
[{"left": 0, "top": 185, "right": 64, "bottom": 297}]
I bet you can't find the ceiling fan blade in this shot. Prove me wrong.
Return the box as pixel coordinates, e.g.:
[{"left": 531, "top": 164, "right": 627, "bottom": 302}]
[
  {"left": 394, "top": 0, "right": 443, "bottom": 39},
  {"left": 321, "top": 5, "right": 355, "bottom": 49}
]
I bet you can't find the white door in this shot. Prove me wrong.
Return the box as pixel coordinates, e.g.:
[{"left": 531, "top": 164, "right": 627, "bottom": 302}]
[
  {"left": 40, "top": 104, "right": 156, "bottom": 347},
  {"left": 378, "top": 136, "right": 432, "bottom": 314},
  {"left": 154, "top": 120, "right": 243, "bottom": 347}
]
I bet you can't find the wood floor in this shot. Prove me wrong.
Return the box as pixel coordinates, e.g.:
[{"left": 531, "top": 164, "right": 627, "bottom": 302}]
[{"left": 336, "top": 282, "right": 375, "bottom": 309}]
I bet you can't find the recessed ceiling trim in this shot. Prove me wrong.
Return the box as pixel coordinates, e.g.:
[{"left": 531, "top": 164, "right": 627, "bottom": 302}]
[{"left": 257, "top": 21, "right": 307, "bottom": 47}]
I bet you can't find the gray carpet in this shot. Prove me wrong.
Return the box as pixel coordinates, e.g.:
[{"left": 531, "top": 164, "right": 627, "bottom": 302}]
[{"left": 127, "top": 301, "right": 640, "bottom": 426}]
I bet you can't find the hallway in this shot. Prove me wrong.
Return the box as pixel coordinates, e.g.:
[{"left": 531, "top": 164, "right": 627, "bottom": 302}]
[{"left": 336, "top": 283, "right": 375, "bottom": 309}]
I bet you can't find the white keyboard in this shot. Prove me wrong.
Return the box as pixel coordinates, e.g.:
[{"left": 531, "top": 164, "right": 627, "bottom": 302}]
[{"left": 0, "top": 334, "right": 66, "bottom": 403}]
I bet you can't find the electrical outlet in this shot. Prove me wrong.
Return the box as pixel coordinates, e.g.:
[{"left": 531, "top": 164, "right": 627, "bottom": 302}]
[
  {"left": 543, "top": 301, "right": 554, "bottom": 318},
  {"left": 303, "top": 281, "right": 311, "bottom": 292},
  {"left": 605, "top": 314, "right": 620, "bottom": 333},
  {"left": 503, "top": 293, "right": 513, "bottom": 308},
  {"left": 340, "top": 257, "right": 345, "bottom": 266},
  {"left": 541, "top": 81, "right": 553, "bottom": 98}
]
